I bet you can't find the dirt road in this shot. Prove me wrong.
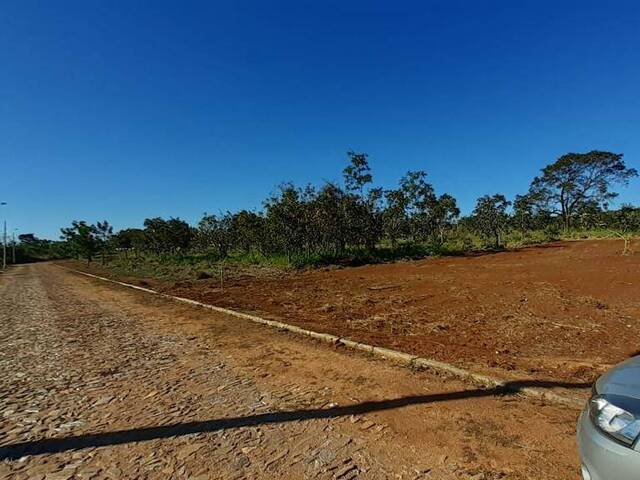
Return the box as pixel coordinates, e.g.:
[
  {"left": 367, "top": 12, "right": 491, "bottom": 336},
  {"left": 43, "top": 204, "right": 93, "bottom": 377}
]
[{"left": 1, "top": 264, "right": 586, "bottom": 479}]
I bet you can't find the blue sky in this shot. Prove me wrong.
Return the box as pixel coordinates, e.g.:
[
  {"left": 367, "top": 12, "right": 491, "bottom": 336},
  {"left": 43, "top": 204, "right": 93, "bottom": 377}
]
[{"left": 2, "top": 1, "right": 639, "bottom": 239}]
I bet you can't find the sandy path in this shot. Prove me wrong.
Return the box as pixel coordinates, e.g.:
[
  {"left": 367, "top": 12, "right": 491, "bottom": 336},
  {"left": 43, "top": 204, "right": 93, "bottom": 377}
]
[{"left": 0, "top": 264, "right": 584, "bottom": 479}]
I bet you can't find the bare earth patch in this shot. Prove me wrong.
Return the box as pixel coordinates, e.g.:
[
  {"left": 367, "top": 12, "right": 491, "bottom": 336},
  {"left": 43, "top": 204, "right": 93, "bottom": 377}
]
[{"left": 74, "top": 239, "right": 640, "bottom": 385}]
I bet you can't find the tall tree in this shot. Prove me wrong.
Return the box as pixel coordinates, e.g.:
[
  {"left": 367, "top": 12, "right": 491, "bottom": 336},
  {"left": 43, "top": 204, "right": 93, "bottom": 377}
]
[
  {"left": 263, "top": 184, "right": 308, "bottom": 258},
  {"left": 308, "top": 182, "right": 347, "bottom": 255},
  {"left": 342, "top": 152, "right": 382, "bottom": 250},
  {"left": 60, "top": 221, "right": 100, "bottom": 263},
  {"left": 18, "top": 233, "right": 40, "bottom": 245},
  {"left": 230, "top": 210, "right": 265, "bottom": 254},
  {"left": 197, "top": 213, "right": 233, "bottom": 257},
  {"left": 382, "top": 188, "right": 410, "bottom": 247},
  {"left": 94, "top": 220, "right": 114, "bottom": 264},
  {"left": 428, "top": 193, "right": 460, "bottom": 245},
  {"left": 113, "top": 228, "right": 146, "bottom": 258},
  {"left": 398, "top": 170, "right": 436, "bottom": 240},
  {"left": 512, "top": 194, "right": 536, "bottom": 233},
  {"left": 343, "top": 151, "right": 372, "bottom": 194},
  {"left": 472, "top": 194, "right": 511, "bottom": 248},
  {"left": 528, "top": 151, "right": 637, "bottom": 229},
  {"left": 143, "top": 217, "right": 191, "bottom": 254}
]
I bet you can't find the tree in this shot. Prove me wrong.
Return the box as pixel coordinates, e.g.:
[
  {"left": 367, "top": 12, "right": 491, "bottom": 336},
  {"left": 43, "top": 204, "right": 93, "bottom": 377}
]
[
  {"left": 60, "top": 221, "right": 100, "bottom": 263},
  {"left": 230, "top": 210, "right": 264, "bottom": 254},
  {"left": 18, "top": 233, "right": 39, "bottom": 244},
  {"left": 512, "top": 194, "right": 535, "bottom": 233},
  {"left": 573, "top": 201, "right": 604, "bottom": 230},
  {"left": 382, "top": 187, "right": 410, "bottom": 247},
  {"left": 94, "top": 220, "right": 114, "bottom": 264},
  {"left": 113, "top": 228, "right": 144, "bottom": 250},
  {"left": 528, "top": 151, "right": 637, "bottom": 229},
  {"left": 428, "top": 194, "right": 460, "bottom": 245},
  {"left": 165, "top": 218, "right": 192, "bottom": 252},
  {"left": 196, "top": 213, "right": 233, "bottom": 257},
  {"left": 399, "top": 170, "right": 437, "bottom": 240},
  {"left": 113, "top": 228, "right": 146, "bottom": 258},
  {"left": 472, "top": 194, "right": 511, "bottom": 248},
  {"left": 342, "top": 152, "right": 382, "bottom": 250},
  {"left": 611, "top": 205, "right": 640, "bottom": 255},
  {"left": 263, "top": 184, "right": 308, "bottom": 258},
  {"left": 309, "top": 182, "right": 348, "bottom": 255},
  {"left": 143, "top": 217, "right": 191, "bottom": 255},
  {"left": 15, "top": 234, "right": 62, "bottom": 262},
  {"left": 343, "top": 151, "right": 373, "bottom": 194},
  {"left": 360, "top": 187, "right": 384, "bottom": 250}
]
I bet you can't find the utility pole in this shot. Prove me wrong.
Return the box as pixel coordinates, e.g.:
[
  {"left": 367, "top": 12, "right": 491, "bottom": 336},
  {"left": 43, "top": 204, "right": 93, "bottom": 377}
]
[
  {"left": 2, "top": 219, "right": 5, "bottom": 271},
  {"left": 1, "top": 202, "right": 6, "bottom": 270},
  {"left": 12, "top": 229, "right": 16, "bottom": 264}
]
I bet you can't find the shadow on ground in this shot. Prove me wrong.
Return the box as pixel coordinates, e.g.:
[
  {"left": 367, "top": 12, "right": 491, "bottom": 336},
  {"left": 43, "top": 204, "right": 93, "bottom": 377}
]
[{"left": 0, "top": 380, "right": 590, "bottom": 460}]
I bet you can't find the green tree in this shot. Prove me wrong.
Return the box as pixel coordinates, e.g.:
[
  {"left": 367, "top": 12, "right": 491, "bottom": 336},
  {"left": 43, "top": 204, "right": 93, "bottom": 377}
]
[
  {"left": 94, "top": 220, "right": 114, "bottom": 264},
  {"left": 113, "top": 228, "right": 146, "bottom": 258},
  {"left": 166, "top": 218, "right": 192, "bottom": 252},
  {"left": 342, "top": 152, "right": 382, "bottom": 250},
  {"left": 14, "top": 234, "right": 62, "bottom": 262},
  {"left": 528, "top": 151, "right": 637, "bottom": 229},
  {"left": 143, "top": 217, "right": 191, "bottom": 255},
  {"left": 263, "top": 184, "right": 308, "bottom": 258},
  {"left": 399, "top": 170, "right": 436, "bottom": 240},
  {"left": 428, "top": 193, "right": 460, "bottom": 245},
  {"left": 309, "top": 182, "right": 348, "bottom": 255},
  {"left": 18, "top": 233, "right": 39, "bottom": 244},
  {"left": 196, "top": 213, "right": 233, "bottom": 257},
  {"left": 343, "top": 151, "right": 373, "bottom": 194},
  {"left": 230, "top": 210, "right": 265, "bottom": 254},
  {"left": 472, "top": 194, "right": 511, "bottom": 248},
  {"left": 573, "top": 201, "right": 605, "bottom": 230},
  {"left": 60, "top": 221, "right": 100, "bottom": 263},
  {"left": 382, "top": 188, "right": 410, "bottom": 247},
  {"left": 611, "top": 205, "right": 640, "bottom": 255},
  {"left": 512, "top": 194, "right": 535, "bottom": 233}
]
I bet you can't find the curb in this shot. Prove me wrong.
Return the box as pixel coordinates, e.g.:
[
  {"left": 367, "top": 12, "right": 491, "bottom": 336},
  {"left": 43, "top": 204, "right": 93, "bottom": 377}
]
[{"left": 61, "top": 266, "right": 584, "bottom": 408}]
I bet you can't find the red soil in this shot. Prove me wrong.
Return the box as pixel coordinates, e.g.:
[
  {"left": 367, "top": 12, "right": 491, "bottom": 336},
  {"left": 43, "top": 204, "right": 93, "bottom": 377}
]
[{"left": 76, "top": 239, "right": 640, "bottom": 384}]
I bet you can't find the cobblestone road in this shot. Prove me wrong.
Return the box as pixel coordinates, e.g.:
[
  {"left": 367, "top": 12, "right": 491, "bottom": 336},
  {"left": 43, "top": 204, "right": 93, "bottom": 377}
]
[{"left": 0, "top": 264, "right": 582, "bottom": 479}]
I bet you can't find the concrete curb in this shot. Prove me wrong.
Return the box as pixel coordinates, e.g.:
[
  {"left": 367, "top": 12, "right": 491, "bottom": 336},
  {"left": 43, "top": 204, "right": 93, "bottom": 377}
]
[{"left": 62, "top": 266, "right": 584, "bottom": 408}]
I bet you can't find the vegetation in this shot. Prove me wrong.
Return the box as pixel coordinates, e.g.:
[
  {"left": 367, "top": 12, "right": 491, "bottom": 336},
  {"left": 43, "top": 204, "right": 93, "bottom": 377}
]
[
  {"left": 471, "top": 194, "right": 511, "bottom": 249},
  {"left": 59, "top": 220, "right": 114, "bottom": 264},
  {"left": 8, "top": 150, "right": 638, "bottom": 272},
  {"left": 527, "top": 151, "right": 637, "bottom": 229},
  {"left": 8, "top": 234, "right": 69, "bottom": 263}
]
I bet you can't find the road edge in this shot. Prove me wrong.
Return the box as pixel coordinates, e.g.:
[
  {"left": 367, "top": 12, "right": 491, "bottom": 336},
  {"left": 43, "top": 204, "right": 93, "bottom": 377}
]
[{"left": 60, "top": 265, "right": 585, "bottom": 408}]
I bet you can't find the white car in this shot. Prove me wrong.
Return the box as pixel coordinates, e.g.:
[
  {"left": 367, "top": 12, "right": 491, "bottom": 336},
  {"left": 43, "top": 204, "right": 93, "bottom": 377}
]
[{"left": 577, "top": 356, "right": 640, "bottom": 480}]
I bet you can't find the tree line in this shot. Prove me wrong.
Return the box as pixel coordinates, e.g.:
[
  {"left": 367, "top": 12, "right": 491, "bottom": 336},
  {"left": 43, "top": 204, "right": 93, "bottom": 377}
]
[{"left": 26, "top": 150, "right": 639, "bottom": 265}]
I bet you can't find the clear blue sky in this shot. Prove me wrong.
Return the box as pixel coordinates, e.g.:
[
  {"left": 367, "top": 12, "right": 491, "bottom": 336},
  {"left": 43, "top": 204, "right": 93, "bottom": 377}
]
[{"left": 2, "top": 1, "right": 639, "bottom": 239}]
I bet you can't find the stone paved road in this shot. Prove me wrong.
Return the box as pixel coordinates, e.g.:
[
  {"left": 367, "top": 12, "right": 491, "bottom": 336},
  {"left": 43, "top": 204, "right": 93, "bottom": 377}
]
[{"left": 0, "top": 264, "right": 583, "bottom": 479}]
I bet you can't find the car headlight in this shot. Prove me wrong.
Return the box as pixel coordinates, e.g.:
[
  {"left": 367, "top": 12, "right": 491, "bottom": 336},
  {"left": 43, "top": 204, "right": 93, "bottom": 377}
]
[{"left": 589, "top": 394, "right": 640, "bottom": 447}]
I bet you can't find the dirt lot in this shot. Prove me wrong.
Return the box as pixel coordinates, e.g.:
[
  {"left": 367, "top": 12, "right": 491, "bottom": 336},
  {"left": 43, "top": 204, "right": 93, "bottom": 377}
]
[
  {"left": 0, "top": 264, "right": 585, "bottom": 479},
  {"left": 78, "top": 239, "right": 640, "bottom": 385}
]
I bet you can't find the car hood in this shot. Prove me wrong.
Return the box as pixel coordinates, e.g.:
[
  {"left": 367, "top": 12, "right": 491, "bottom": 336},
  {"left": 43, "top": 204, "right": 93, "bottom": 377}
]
[{"left": 597, "top": 356, "right": 640, "bottom": 399}]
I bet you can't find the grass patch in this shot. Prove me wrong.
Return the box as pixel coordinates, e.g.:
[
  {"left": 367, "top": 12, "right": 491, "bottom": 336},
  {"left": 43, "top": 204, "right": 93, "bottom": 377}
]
[{"left": 92, "top": 229, "right": 631, "bottom": 282}]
